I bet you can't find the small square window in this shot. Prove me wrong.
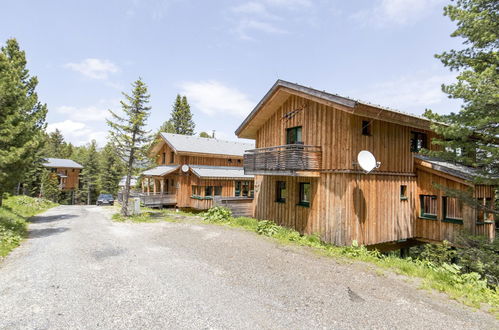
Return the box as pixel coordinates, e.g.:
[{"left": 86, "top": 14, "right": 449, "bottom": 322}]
[
  {"left": 286, "top": 126, "right": 302, "bottom": 144},
  {"left": 362, "top": 120, "right": 371, "bottom": 136},
  {"left": 214, "top": 186, "right": 222, "bottom": 196},
  {"left": 443, "top": 196, "right": 463, "bottom": 224},
  {"left": 205, "top": 186, "right": 213, "bottom": 196},
  {"left": 400, "top": 185, "right": 407, "bottom": 200}
]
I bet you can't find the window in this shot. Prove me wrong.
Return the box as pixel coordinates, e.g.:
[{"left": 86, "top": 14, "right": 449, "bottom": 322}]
[
  {"left": 191, "top": 186, "right": 196, "bottom": 195},
  {"left": 286, "top": 126, "right": 302, "bottom": 144},
  {"left": 214, "top": 186, "right": 222, "bottom": 196},
  {"left": 276, "top": 181, "right": 286, "bottom": 203},
  {"left": 420, "top": 195, "right": 438, "bottom": 219},
  {"left": 170, "top": 151, "right": 175, "bottom": 164},
  {"left": 205, "top": 186, "right": 213, "bottom": 196},
  {"left": 237, "top": 159, "right": 241, "bottom": 164},
  {"left": 228, "top": 159, "right": 232, "bottom": 164},
  {"left": 443, "top": 197, "right": 463, "bottom": 224},
  {"left": 411, "top": 131, "right": 428, "bottom": 152},
  {"left": 400, "top": 185, "right": 407, "bottom": 200},
  {"left": 362, "top": 120, "right": 371, "bottom": 136},
  {"left": 235, "top": 181, "right": 253, "bottom": 197},
  {"left": 477, "top": 197, "right": 494, "bottom": 223},
  {"left": 298, "top": 182, "right": 311, "bottom": 207}
]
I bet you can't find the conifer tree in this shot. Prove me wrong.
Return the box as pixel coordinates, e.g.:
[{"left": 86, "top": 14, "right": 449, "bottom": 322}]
[
  {"left": 424, "top": 0, "right": 498, "bottom": 213},
  {"left": 81, "top": 140, "right": 100, "bottom": 205},
  {"left": 40, "top": 169, "right": 60, "bottom": 202},
  {"left": 99, "top": 143, "right": 124, "bottom": 196},
  {"left": 170, "top": 94, "right": 195, "bottom": 135},
  {"left": 0, "top": 39, "right": 47, "bottom": 206},
  {"left": 107, "top": 78, "right": 152, "bottom": 216},
  {"left": 158, "top": 119, "right": 176, "bottom": 133}
]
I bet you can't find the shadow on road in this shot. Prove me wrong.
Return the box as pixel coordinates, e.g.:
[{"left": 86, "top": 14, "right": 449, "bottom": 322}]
[
  {"left": 29, "top": 214, "right": 78, "bottom": 224},
  {"left": 28, "top": 227, "right": 69, "bottom": 239}
]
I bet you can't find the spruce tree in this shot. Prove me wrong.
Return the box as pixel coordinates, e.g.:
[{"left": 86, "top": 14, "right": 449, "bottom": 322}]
[
  {"left": 40, "top": 169, "right": 60, "bottom": 202},
  {"left": 81, "top": 140, "right": 100, "bottom": 205},
  {"left": 107, "top": 78, "right": 152, "bottom": 216},
  {"left": 424, "top": 0, "right": 498, "bottom": 213},
  {"left": 99, "top": 143, "right": 124, "bottom": 196},
  {"left": 158, "top": 119, "right": 176, "bottom": 133},
  {"left": 0, "top": 39, "right": 47, "bottom": 206},
  {"left": 170, "top": 94, "right": 195, "bottom": 135}
]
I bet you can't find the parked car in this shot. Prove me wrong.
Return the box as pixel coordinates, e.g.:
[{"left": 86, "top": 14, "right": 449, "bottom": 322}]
[{"left": 96, "top": 194, "right": 114, "bottom": 206}]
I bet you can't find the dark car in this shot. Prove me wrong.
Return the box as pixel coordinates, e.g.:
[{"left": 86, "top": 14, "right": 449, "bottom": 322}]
[{"left": 96, "top": 194, "right": 114, "bottom": 206}]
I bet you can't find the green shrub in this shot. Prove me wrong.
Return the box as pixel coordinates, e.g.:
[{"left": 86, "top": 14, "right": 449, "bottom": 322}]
[
  {"left": 256, "top": 220, "right": 280, "bottom": 237},
  {"left": 203, "top": 207, "right": 232, "bottom": 223}
]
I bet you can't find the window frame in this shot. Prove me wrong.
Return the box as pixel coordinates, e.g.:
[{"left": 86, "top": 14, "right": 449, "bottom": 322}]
[
  {"left": 214, "top": 186, "right": 222, "bottom": 196},
  {"left": 410, "top": 131, "right": 428, "bottom": 152},
  {"left": 476, "top": 197, "right": 494, "bottom": 224},
  {"left": 275, "top": 181, "right": 286, "bottom": 203},
  {"left": 419, "top": 194, "right": 438, "bottom": 220},
  {"left": 361, "top": 120, "right": 371, "bottom": 136},
  {"left": 170, "top": 151, "right": 175, "bottom": 164},
  {"left": 442, "top": 196, "right": 464, "bottom": 224},
  {"left": 298, "top": 182, "right": 311, "bottom": 207},
  {"left": 400, "top": 185, "right": 408, "bottom": 200},
  {"left": 286, "top": 126, "right": 303, "bottom": 145}
]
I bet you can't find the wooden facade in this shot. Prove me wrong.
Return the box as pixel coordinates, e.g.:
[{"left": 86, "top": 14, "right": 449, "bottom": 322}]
[
  {"left": 237, "top": 80, "right": 496, "bottom": 246},
  {"left": 142, "top": 133, "right": 254, "bottom": 210}
]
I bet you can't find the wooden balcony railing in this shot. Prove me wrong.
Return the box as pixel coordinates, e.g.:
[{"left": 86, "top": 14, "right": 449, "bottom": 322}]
[{"left": 244, "top": 144, "right": 322, "bottom": 175}]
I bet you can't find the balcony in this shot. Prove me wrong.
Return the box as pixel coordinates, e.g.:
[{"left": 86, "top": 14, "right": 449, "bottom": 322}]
[{"left": 244, "top": 144, "right": 322, "bottom": 176}]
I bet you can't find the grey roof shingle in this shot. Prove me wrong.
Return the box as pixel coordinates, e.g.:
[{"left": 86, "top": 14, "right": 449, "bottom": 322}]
[
  {"left": 414, "top": 154, "right": 489, "bottom": 181},
  {"left": 142, "top": 165, "right": 179, "bottom": 177},
  {"left": 160, "top": 133, "right": 254, "bottom": 157},
  {"left": 43, "top": 158, "right": 83, "bottom": 169},
  {"left": 190, "top": 165, "right": 254, "bottom": 179}
]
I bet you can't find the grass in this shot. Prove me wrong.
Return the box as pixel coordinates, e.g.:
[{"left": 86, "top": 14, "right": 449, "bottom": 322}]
[{"left": 0, "top": 195, "right": 58, "bottom": 257}]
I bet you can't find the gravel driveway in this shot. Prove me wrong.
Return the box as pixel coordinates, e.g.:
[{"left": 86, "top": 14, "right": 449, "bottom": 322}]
[{"left": 0, "top": 205, "right": 497, "bottom": 329}]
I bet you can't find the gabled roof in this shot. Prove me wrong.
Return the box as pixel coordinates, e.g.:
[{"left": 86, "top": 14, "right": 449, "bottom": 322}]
[
  {"left": 189, "top": 165, "right": 254, "bottom": 180},
  {"left": 142, "top": 165, "right": 179, "bottom": 177},
  {"left": 235, "top": 80, "right": 434, "bottom": 139},
  {"left": 414, "top": 155, "right": 490, "bottom": 182},
  {"left": 43, "top": 158, "right": 83, "bottom": 169},
  {"left": 158, "top": 133, "right": 254, "bottom": 157},
  {"left": 119, "top": 176, "right": 138, "bottom": 186}
]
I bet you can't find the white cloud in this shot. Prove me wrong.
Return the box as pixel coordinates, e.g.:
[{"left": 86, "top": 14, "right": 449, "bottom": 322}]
[
  {"left": 64, "top": 58, "right": 119, "bottom": 80},
  {"left": 56, "top": 99, "right": 120, "bottom": 122},
  {"left": 352, "top": 73, "right": 458, "bottom": 114},
  {"left": 47, "top": 120, "right": 107, "bottom": 146},
  {"left": 180, "top": 80, "right": 254, "bottom": 117},
  {"left": 230, "top": 0, "right": 313, "bottom": 39},
  {"left": 352, "top": 0, "right": 445, "bottom": 26}
]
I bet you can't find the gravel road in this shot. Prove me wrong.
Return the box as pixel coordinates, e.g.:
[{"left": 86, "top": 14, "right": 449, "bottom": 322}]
[{"left": 0, "top": 205, "right": 497, "bottom": 329}]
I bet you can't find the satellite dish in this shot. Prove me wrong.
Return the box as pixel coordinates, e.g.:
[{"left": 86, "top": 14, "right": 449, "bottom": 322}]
[
  {"left": 357, "top": 150, "right": 380, "bottom": 173},
  {"left": 181, "top": 164, "right": 189, "bottom": 173}
]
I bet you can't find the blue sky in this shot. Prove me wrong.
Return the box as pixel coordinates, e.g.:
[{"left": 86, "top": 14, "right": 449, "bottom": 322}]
[{"left": 0, "top": 0, "right": 463, "bottom": 146}]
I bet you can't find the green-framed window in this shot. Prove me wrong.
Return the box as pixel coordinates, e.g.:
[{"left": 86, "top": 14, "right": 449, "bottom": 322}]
[
  {"left": 420, "top": 195, "right": 437, "bottom": 219},
  {"left": 286, "top": 126, "right": 302, "bottom": 144},
  {"left": 298, "top": 182, "right": 311, "bottom": 207},
  {"left": 442, "top": 196, "right": 463, "bottom": 224},
  {"left": 275, "top": 181, "right": 286, "bottom": 203}
]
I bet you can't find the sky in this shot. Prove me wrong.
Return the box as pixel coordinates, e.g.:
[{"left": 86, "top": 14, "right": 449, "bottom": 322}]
[{"left": 0, "top": 0, "right": 464, "bottom": 146}]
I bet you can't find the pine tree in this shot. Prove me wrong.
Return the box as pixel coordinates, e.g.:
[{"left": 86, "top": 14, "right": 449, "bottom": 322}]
[
  {"left": 107, "top": 78, "right": 152, "bottom": 216},
  {"left": 81, "top": 140, "right": 100, "bottom": 205},
  {"left": 424, "top": 0, "right": 498, "bottom": 214},
  {"left": 99, "top": 143, "right": 124, "bottom": 196},
  {"left": 0, "top": 39, "right": 47, "bottom": 206},
  {"left": 199, "top": 131, "right": 213, "bottom": 138},
  {"left": 40, "top": 169, "right": 60, "bottom": 202},
  {"left": 170, "top": 94, "right": 195, "bottom": 135}
]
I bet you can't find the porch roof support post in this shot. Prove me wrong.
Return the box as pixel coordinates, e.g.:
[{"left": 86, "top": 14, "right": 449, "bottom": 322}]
[
  {"left": 147, "top": 178, "right": 150, "bottom": 195},
  {"left": 153, "top": 178, "right": 157, "bottom": 194},
  {"left": 160, "top": 178, "right": 165, "bottom": 195}
]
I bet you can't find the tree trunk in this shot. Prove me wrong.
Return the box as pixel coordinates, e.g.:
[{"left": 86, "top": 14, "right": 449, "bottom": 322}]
[
  {"left": 0, "top": 194, "right": 3, "bottom": 207},
  {"left": 87, "top": 180, "right": 91, "bottom": 205},
  {"left": 122, "top": 136, "right": 136, "bottom": 217}
]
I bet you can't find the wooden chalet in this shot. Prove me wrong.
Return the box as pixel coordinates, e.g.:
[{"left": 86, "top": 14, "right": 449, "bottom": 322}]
[
  {"left": 235, "top": 80, "right": 496, "bottom": 247},
  {"left": 141, "top": 133, "right": 255, "bottom": 214},
  {"left": 42, "top": 158, "right": 83, "bottom": 191}
]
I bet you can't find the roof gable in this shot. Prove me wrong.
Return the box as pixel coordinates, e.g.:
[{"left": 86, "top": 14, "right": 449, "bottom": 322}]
[
  {"left": 43, "top": 158, "right": 83, "bottom": 169},
  {"left": 235, "top": 80, "right": 433, "bottom": 139}
]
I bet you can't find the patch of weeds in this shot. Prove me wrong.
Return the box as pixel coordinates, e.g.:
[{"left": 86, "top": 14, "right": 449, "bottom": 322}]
[
  {"left": 0, "top": 195, "right": 57, "bottom": 257},
  {"left": 112, "top": 212, "right": 156, "bottom": 223}
]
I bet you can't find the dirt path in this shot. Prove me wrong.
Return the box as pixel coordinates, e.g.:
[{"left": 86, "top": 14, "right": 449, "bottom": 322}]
[{"left": 0, "top": 205, "right": 496, "bottom": 329}]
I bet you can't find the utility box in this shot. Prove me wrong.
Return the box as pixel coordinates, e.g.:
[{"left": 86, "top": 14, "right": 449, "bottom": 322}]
[{"left": 128, "top": 198, "right": 141, "bottom": 215}]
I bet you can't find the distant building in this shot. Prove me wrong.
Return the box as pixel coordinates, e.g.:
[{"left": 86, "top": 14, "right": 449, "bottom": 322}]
[{"left": 42, "top": 158, "right": 83, "bottom": 191}]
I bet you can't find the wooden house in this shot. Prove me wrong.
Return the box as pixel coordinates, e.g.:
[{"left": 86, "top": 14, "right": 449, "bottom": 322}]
[
  {"left": 42, "top": 158, "right": 83, "bottom": 191},
  {"left": 141, "top": 133, "right": 255, "bottom": 213},
  {"left": 235, "top": 80, "right": 496, "bottom": 247}
]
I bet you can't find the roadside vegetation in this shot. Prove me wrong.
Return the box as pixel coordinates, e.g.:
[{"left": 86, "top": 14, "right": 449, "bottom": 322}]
[
  {"left": 202, "top": 207, "right": 499, "bottom": 316},
  {"left": 0, "top": 195, "right": 57, "bottom": 257}
]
